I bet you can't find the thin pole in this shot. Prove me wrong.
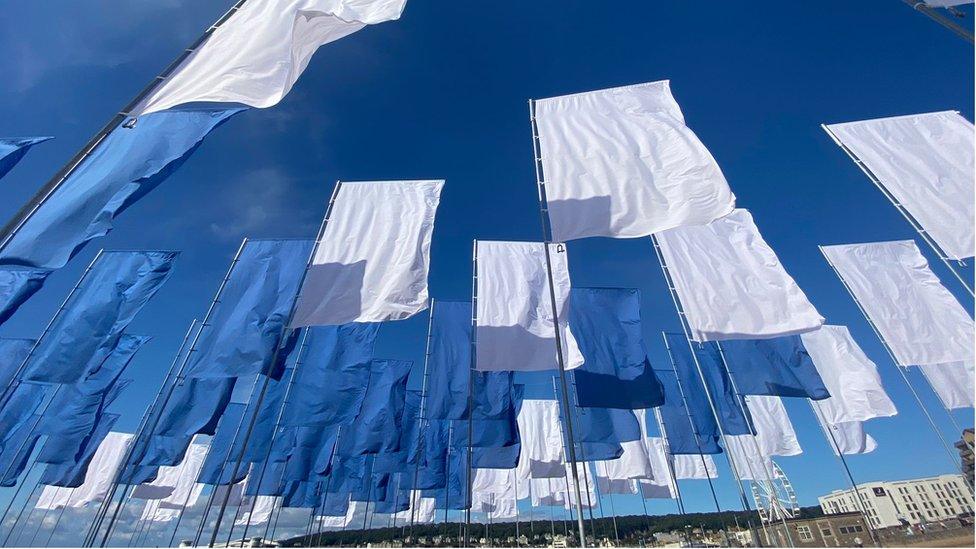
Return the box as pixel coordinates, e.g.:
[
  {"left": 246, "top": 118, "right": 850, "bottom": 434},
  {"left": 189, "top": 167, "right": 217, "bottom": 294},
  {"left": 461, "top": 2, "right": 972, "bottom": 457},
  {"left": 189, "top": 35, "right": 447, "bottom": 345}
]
[
  {"left": 821, "top": 123, "right": 974, "bottom": 297},
  {"left": 0, "top": 0, "right": 252, "bottom": 251},
  {"left": 901, "top": 0, "right": 974, "bottom": 43},
  {"left": 598, "top": 463, "right": 620, "bottom": 544},
  {"left": 652, "top": 408, "right": 686, "bottom": 514},
  {"left": 207, "top": 182, "right": 342, "bottom": 548},
  {"left": 820, "top": 245, "right": 973, "bottom": 487},
  {"left": 42, "top": 489, "right": 75, "bottom": 548},
  {"left": 466, "top": 244, "right": 478, "bottom": 548},
  {"left": 27, "top": 506, "right": 51, "bottom": 547},
  {"left": 410, "top": 301, "right": 437, "bottom": 538},
  {"left": 3, "top": 481, "right": 42, "bottom": 548},
  {"left": 529, "top": 97, "right": 588, "bottom": 548},
  {"left": 556, "top": 376, "right": 599, "bottom": 538},
  {"left": 0, "top": 456, "right": 43, "bottom": 541}
]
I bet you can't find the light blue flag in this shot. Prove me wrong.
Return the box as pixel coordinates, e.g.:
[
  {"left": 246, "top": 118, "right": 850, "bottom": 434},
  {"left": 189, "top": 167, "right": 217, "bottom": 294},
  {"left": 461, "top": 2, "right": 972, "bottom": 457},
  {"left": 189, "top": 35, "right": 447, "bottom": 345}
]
[
  {"left": 0, "top": 269, "right": 49, "bottom": 327},
  {"left": 198, "top": 402, "right": 248, "bottom": 486},
  {"left": 0, "top": 137, "right": 51, "bottom": 180},
  {"left": 0, "top": 382, "right": 47, "bottom": 449},
  {"left": 20, "top": 250, "right": 176, "bottom": 384},
  {"left": 0, "top": 109, "right": 242, "bottom": 270},
  {"left": 339, "top": 359, "right": 412, "bottom": 456},
  {"left": 655, "top": 369, "right": 722, "bottom": 455},
  {"left": 38, "top": 413, "right": 120, "bottom": 488},
  {"left": 183, "top": 239, "right": 313, "bottom": 379},
  {"left": 0, "top": 412, "right": 44, "bottom": 487}
]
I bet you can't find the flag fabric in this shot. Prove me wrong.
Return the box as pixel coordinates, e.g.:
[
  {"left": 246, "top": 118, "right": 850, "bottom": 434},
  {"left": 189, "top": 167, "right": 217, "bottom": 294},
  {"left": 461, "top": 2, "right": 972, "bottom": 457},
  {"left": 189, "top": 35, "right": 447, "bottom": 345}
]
[
  {"left": 183, "top": 239, "right": 313, "bottom": 379},
  {"left": 393, "top": 493, "right": 437, "bottom": 524},
  {"left": 724, "top": 396, "right": 801, "bottom": 481},
  {"left": 674, "top": 453, "right": 718, "bottom": 480},
  {"left": 291, "top": 180, "right": 443, "bottom": 327},
  {"left": 0, "top": 382, "right": 47, "bottom": 448},
  {"left": 656, "top": 209, "right": 824, "bottom": 341},
  {"left": 569, "top": 288, "right": 664, "bottom": 409},
  {"left": 0, "top": 409, "right": 44, "bottom": 486},
  {"left": 597, "top": 439, "right": 652, "bottom": 480},
  {"left": 198, "top": 403, "right": 247, "bottom": 485},
  {"left": 144, "top": 377, "right": 236, "bottom": 468},
  {"left": 822, "top": 240, "right": 974, "bottom": 366},
  {"left": 341, "top": 359, "right": 412, "bottom": 455},
  {"left": 0, "top": 269, "right": 49, "bottom": 326},
  {"left": 234, "top": 495, "right": 278, "bottom": 527},
  {"left": 918, "top": 361, "right": 975, "bottom": 410},
  {"left": 718, "top": 336, "right": 830, "bottom": 400},
  {"left": 654, "top": 370, "right": 722, "bottom": 455},
  {"left": 0, "top": 338, "right": 35, "bottom": 389},
  {"left": 825, "top": 112, "right": 974, "bottom": 260},
  {"left": 640, "top": 437, "right": 677, "bottom": 498},
  {"left": 475, "top": 241, "right": 584, "bottom": 372},
  {"left": 131, "top": 437, "right": 208, "bottom": 502},
  {"left": 573, "top": 405, "right": 641, "bottom": 444},
  {"left": 514, "top": 400, "right": 565, "bottom": 479},
  {"left": 134, "top": 0, "right": 407, "bottom": 115},
  {"left": 817, "top": 419, "right": 877, "bottom": 456},
  {"left": 533, "top": 80, "right": 734, "bottom": 241},
  {"left": 37, "top": 431, "right": 134, "bottom": 509},
  {"left": 0, "top": 136, "right": 51, "bottom": 180},
  {"left": 0, "top": 109, "right": 241, "bottom": 270},
  {"left": 20, "top": 251, "right": 176, "bottom": 384},
  {"left": 37, "top": 419, "right": 124, "bottom": 491},
  {"left": 801, "top": 325, "right": 897, "bottom": 424}
]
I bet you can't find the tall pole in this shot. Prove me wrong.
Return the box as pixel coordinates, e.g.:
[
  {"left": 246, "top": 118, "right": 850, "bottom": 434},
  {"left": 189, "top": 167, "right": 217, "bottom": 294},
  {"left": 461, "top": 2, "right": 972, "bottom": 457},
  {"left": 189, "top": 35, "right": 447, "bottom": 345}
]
[
  {"left": 410, "top": 301, "right": 437, "bottom": 537},
  {"left": 0, "top": 0, "right": 251, "bottom": 252},
  {"left": 901, "top": 0, "right": 974, "bottom": 43},
  {"left": 207, "top": 182, "right": 342, "bottom": 547},
  {"left": 529, "top": 98, "right": 588, "bottom": 548},
  {"left": 466, "top": 244, "right": 478, "bottom": 547},
  {"left": 652, "top": 408, "right": 686, "bottom": 514}
]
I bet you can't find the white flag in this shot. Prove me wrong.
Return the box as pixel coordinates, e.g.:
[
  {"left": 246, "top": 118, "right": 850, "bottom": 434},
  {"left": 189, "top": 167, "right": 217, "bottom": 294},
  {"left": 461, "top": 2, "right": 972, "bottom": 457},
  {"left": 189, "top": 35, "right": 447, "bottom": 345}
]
[
  {"left": 320, "top": 499, "right": 365, "bottom": 528},
  {"left": 475, "top": 241, "right": 584, "bottom": 371},
  {"left": 393, "top": 493, "right": 436, "bottom": 524},
  {"left": 598, "top": 438, "right": 652, "bottom": 480},
  {"left": 140, "top": 500, "right": 183, "bottom": 523},
  {"left": 802, "top": 325, "right": 897, "bottom": 424},
  {"left": 516, "top": 400, "right": 566, "bottom": 479},
  {"left": 817, "top": 418, "right": 877, "bottom": 456},
  {"left": 656, "top": 208, "right": 824, "bottom": 341},
  {"left": 534, "top": 80, "right": 734, "bottom": 241},
  {"left": 919, "top": 361, "right": 975, "bottom": 410},
  {"left": 131, "top": 437, "right": 209, "bottom": 505},
  {"left": 472, "top": 467, "right": 517, "bottom": 502},
  {"left": 36, "top": 432, "right": 133, "bottom": 510},
  {"left": 726, "top": 396, "right": 800, "bottom": 481},
  {"left": 821, "top": 240, "right": 974, "bottom": 366},
  {"left": 135, "top": 0, "right": 408, "bottom": 115},
  {"left": 825, "top": 112, "right": 974, "bottom": 260},
  {"left": 673, "top": 454, "right": 718, "bottom": 480},
  {"left": 291, "top": 180, "right": 443, "bottom": 326},
  {"left": 235, "top": 495, "right": 278, "bottom": 527}
]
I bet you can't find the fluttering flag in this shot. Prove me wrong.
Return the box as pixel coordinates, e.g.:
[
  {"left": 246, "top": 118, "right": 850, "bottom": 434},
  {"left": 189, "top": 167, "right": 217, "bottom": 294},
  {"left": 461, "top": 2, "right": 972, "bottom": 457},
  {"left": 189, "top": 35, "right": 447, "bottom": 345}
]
[
  {"left": 0, "top": 110, "right": 241, "bottom": 270},
  {"left": 515, "top": 400, "right": 565, "bottom": 479},
  {"left": 291, "top": 180, "right": 443, "bottom": 327},
  {"left": 37, "top": 413, "right": 120, "bottom": 489},
  {"left": 393, "top": 493, "right": 437, "bottom": 524},
  {"left": 36, "top": 431, "right": 132, "bottom": 508},
  {"left": 573, "top": 405, "right": 641, "bottom": 445},
  {"left": 654, "top": 369, "right": 722, "bottom": 455},
  {"left": 235, "top": 495, "right": 278, "bottom": 527},
  {"left": 824, "top": 111, "right": 974, "bottom": 260},
  {"left": 198, "top": 403, "right": 247, "bottom": 486},
  {"left": 131, "top": 437, "right": 208, "bottom": 503},
  {"left": 183, "top": 239, "right": 313, "bottom": 379},
  {"left": 142, "top": 377, "right": 236, "bottom": 466},
  {"left": 340, "top": 359, "right": 412, "bottom": 455},
  {"left": 656, "top": 209, "right": 824, "bottom": 341},
  {"left": 596, "top": 438, "right": 652, "bottom": 482},
  {"left": 821, "top": 240, "right": 974, "bottom": 367},
  {"left": 639, "top": 437, "right": 677, "bottom": 499},
  {"left": 724, "top": 396, "right": 801, "bottom": 481},
  {"left": 19, "top": 250, "right": 176, "bottom": 384},
  {"left": 918, "top": 361, "right": 974, "bottom": 410},
  {"left": 134, "top": 0, "right": 408, "bottom": 116},
  {"left": 718, "top": 336, "right": 830, "bottom": 400},
  {"left": 0, "top": 383, "right": 46, "bottom": 449},
  {"left": 674, "top": 453, "right": 718, "bottom": 480},
  {"left": 568, "top": 288, "right": 664, "bottom": 409},
  {"left": 475, "top": 241, "right": 584, "bottom": 372},
  {"left": 0, "top": 137, "right": 51, "bottom": 180},
  {"left": 533, "top": 80, "right": 735, "bottom": 241},
  {"left": 282, "top": 323, "right": 378, "bottom": 427},
  {"left": 0, "top": 338, "right": 35, "bottom": 389},
  {"left": 818, "top": 419, "right": 877, "bottom": 456},
  {"left": 0, "top": 269, "right": 49, "bottom": 326}
]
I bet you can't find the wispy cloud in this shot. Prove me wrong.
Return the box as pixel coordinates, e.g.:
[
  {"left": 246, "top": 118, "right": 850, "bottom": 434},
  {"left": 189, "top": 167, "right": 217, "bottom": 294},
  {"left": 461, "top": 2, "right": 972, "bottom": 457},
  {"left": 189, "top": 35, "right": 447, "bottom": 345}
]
[{"left": 207, "top": 167, "right": 321, "bottom": 242}]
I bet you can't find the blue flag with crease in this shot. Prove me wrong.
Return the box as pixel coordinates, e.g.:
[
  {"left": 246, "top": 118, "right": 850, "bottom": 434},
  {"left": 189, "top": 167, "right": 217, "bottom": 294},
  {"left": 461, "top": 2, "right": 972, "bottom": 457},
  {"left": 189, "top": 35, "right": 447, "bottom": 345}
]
[
  {"left": 0, "top": 270, "right": 49, "bottom": 327},
  {"left": 20, "top": 250, "right": 177, "bottom": 384},
  {"left": 140, "top": 376, "right": 236, "bottom": 466},
  {"left": 339, "top": 359, "right": 412, "bottom": 456},
  {"left": 0, "top": 413, "right": 44, "bottom": 486},
  {"left": 182, "top": 239, "right": 313, "bottom": 380},
  {"left": 38, "top": 413, "right": 120, "bottom": 488},
  {"left": 0, "top": 382, "right": 46, "bottom": 448},
  {"left": 655, "top": 369, "right": 722, "bottom": 455},
  {"left": 0, "top": 338, "right": 35, "bottom": 390},
  {"left": 569, "top": 288, "right": 665, "bottom": 409},
  {"left": 0, "top": 109, "right": 242, "bottom": 270},
  {"left": 36, "top": 378, "right": 133, "bottom": 465},
  {"left": 198, "top": 402, "right": 248, "bottom": 485},
  {"left": 0, "top": 136, "right": 51, "bottom": 180},
  {"left": 718, "top": 336, "right": 830, "bottom": 400}
]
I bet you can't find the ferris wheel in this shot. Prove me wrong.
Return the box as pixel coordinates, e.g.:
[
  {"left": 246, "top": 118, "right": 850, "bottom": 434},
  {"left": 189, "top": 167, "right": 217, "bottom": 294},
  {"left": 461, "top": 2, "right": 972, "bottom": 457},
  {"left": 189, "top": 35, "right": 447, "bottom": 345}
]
[{"left": 750, "top": 460, "right": 800, "bottom": 524}]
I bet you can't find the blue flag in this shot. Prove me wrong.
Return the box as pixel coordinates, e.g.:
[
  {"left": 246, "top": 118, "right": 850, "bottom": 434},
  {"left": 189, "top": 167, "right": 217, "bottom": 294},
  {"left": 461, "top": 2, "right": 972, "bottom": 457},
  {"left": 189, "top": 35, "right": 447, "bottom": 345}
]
[
  {"left": 0, "top": 270, "right": 49, "bottom": 327},
  {"left": 20, "top": 250, "right": 176, "bottom": 384},
  {"left": 718, "top": 336, "right": 830, "bottom": 400},
  {"left": 0, "top": 338, "right": 35, "bottom": 389},
  {"left": 0, "top": 109, "right": 242, "bottom": 270},
  {"left": 183, "top": 239, "right": 313, "bottom": 379},
  {"left": 241, "top": 372, "right": 293, "bottom": 463},
  {"left": 198, "top": 402, "right": 248, "bottom": 486},
  {"left": 569, "top": 288, "right": 664, "bottom": 409},
  {"left": 449, "top": 385, "right": 525, "bottom": 451},
  {"left": 580, "top": 441, "right": 624, "bottom": 461},
  {"left": 280, "top": 425, "right": 340, "bottom": 484},
  {"left": 282, "top": 323, "right": 378, "bottom": 427},
  {"left": 372, "top": 391, "right": 422, "bottom": 475},
  {"left": 340, "top": 359, "right": 412, "bottom": 455},
  {"left": 138, "top": 377, "right": 235, "bottom": 467},
  {"left": 0, "top": 414, "right": 43, "bottom": 486},
  {"left": 574, "top": 406, "right": 641, "bottom": 444},
  {"left": 36, "top": 377, "right": 133, "bottom": 465},
  {"left": 0, "top": 382, "right": 46, "bottom": 448},
  {"left": 38, "top": 413, "right": 119, "bottom": 488},
  {"left": 0, "top": 136, "right": 51, "bottom": 180},
  {"left": 655, "top": 370, "right": 722, "bottom": 455}
]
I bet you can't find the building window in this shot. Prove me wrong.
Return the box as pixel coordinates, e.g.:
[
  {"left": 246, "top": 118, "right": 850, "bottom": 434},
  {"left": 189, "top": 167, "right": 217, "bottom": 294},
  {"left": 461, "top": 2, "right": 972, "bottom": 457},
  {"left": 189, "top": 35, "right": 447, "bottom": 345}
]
[{"left": 796, "top": 526, "right": 814, "bottom": 542}]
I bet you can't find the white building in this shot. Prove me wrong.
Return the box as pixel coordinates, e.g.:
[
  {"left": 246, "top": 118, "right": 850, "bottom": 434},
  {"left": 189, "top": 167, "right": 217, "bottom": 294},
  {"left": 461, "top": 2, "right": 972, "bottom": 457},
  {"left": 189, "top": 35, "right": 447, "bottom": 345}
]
[{"left": 819, "top": 474, "right": 973, "bottom": 528}]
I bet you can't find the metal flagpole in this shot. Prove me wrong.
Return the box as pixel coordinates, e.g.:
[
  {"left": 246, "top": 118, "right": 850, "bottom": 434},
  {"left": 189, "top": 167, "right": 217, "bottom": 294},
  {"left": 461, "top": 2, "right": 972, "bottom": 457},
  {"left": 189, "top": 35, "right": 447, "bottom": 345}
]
[
  {"left": 820, "top": 245, "right": 973, "bottom": 488},
  {"left": 444, "top": 423, "right": 453, "bottom": 529},
  {"left": 27, "top": 505, "right": 51, "bottom": 547},
  {"left": 561, "top": 376, "right": 599, "bottom": 536},
  {"left": 0, "top": 0, "right": 251, "bottom": 252},
  {"left": 466, "top": 244, "right": 478, "bottom": 548},
  {"left": 207, "top": 181, "right": 342, "bottom": 548},
  {"left": 3, "top": 481, "right": 42, "bottom": 547},
  {"left": 410, "top": 301, "right": 437, "bottom": 538},
  {"left": 529, "top": 98, "right": 588, "bottom": 548},
  {"left": 652, "top": 408, "right": 686, "bottom": 514},
  {"left": 901, "top": 0, "right": 974, "bottom": 43},
  {"left": 550, "top": 378, "right": 593, "bottom": 543},
  {"left": 821, "top": 123, "right": 974, "bottom": 297},
  {"left": 0, "top": 458, "right": 43, "bottom": 541},
  {"left": 598, "top": 463, "right": 620, "bottom": 545},
  {"left": 807, "top": 402, "right": 881, "bottom": 546}
]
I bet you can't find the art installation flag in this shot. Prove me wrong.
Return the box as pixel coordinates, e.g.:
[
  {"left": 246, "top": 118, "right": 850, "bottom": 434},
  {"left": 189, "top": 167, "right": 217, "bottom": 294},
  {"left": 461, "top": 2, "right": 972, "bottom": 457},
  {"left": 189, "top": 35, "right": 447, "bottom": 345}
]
[
  {"left": 817, "top": 420, "right": 877, "bottom": 456},
  {"left": 656, "top": 209, "right": 824, "bottom": 341},
  {"left": 597, "top": 439, "right": 652, "bottom": 480},
  {"left": 724, "top": 396, "right": 801, "bottom": 481},
  {"left": 718, "top": 336, "right": 830, "bottom": 400},
  {"left": 134, "top": 0, "right": 408, "bottom": 115},
  {"left": 340, "top": 359, "right": 412, "bottom": 455},
  {"left": 640, "top": 437, "right": 677, "bottom": 498},
  {"left": 0, "top": 136, "right": 51, "bottom": 180},
  {"left": 235, "top": 495, "right": 278, "bottom": 527},
  {"left": 145, "top": 377, "right": 236, "bottom": 467},
  {"left": 0, "top": 338, "right": 35, "bottom": 389},
  {"left": 198, "top": 403, "right": 247, "bottom": 486},
  {"left": 918, "top": 361, "right": 975, "bottom": 410},
  {"left": 674, "top": 454, "right": 718, "bottom": 480},
  {"left": 0, "top": 409, "right": 45, "bottom": 486},
  {"left": 393, "top": 493, "right": 437, "bottom": 524},
  {"left": 821, "top": 240, "right": 974, "bottom": 366},
  {"left": 183, "top": 239, "right": 313, "bottom": 379},
  {"left": 0, "top": 109, "right": 241, "bottom": 270},
  {"left": 0, "top": 383, "right": 46, "bottom": 449},
  {"left": 131, "top": 437, "right": 208, "bottom": 502},
  {"left": 0, "top": 269, "right": 49, "bottom": 326},
  {"left": 573, "top": 405, "right": 641, "bottom": 444},
  {"left": 533, "top": 80, "right": 735, "bottom": 241},
  {"left": 653, "top": 370, "right": 720, "bottom": 455},
  {"left": 475, "top": 241, "right": 584, "bottom": 372},
  {"left": 569, "top": 288, "right": 664, "bottom": 409},
  {"left": 801, "top": 325, "right": 897, "bottom": 424},
  {"left": 825, "top": 111, "right": 974, "bottom": 260},
  {"left": 36, "top": 430, "right": 132, "bottom": 507},
  {"left": 515, "top": 400, "right": 565, "bottom": 479},
  {"left": 291, "top": 180, "right": 443, "bottom": 327},
  {"left": 20, "top": 250, "right": 177, "bottom": 384}
]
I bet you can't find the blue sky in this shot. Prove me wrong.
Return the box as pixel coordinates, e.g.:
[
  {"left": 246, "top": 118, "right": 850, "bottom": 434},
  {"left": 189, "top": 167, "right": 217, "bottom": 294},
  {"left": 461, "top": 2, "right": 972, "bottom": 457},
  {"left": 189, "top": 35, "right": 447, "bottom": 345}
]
[{"left": 0, "top": 0, "right": 973, "bottom": 541}]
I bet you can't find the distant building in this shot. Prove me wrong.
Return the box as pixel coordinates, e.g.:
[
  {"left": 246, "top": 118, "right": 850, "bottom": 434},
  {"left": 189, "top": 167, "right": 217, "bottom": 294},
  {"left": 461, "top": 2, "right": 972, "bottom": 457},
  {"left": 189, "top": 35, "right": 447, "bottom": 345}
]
[
  {"left": 818, "top": 474, "right": 973, "bottom": 528},
  {"left": 957, "top": 429, "right": 974, "bottom": 486},
  {"left": 761, "top": 512, "right": 870, "bottom": 548}
]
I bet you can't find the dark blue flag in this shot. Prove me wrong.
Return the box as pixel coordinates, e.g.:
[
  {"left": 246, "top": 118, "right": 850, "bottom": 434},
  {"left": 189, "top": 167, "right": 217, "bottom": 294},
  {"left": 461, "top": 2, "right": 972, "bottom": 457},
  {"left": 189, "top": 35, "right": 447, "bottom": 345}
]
[
  {"left": 718, "top": 336, "right": 830, "bottom": 400},
  {"left": 38, "top": 413, "right": 119, "bottom": 488},
  {"left": 341, "top": 359, "right": 412, "bottom": 455},
  {"left": 0, "top": 109, "right": 242, "bottom": 270},
  {"left": 574, "top": 406, "right": 641, "bottom": 444},
  {"left": 0, "top": 338, "right": 35, "bottom": 389},
  {"left": 183, "top": 239, "right": 314, "bottom": 379},
  {"left": 0, "top": 270, "right": 49, "bottom": 327},
  {"left": 0, "top": 136, "right": 51, "bottom": 180},
  {"left": 20, "top": 250, "right": 176, "bottom": 384},
  {"left": 373, "top": 391, "right": 421, "bottom": 475},
  {"left": 280, "top": 425, "right": 340, "bottom": 484},
  {"left": 198, "top": 402, "right": 248, "bottom": 485},
  {"left": 655, "top": 370, "right": 722, "bottom": 455},
  {"left": 282, "top": 323, "right": 378, "bottom": 428}
]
